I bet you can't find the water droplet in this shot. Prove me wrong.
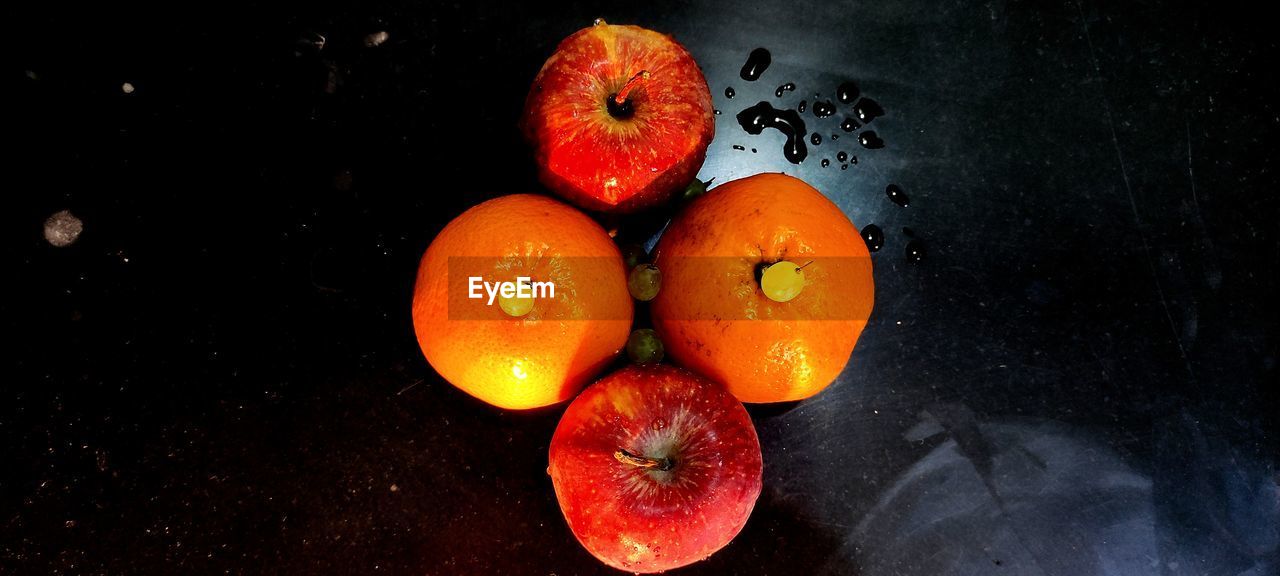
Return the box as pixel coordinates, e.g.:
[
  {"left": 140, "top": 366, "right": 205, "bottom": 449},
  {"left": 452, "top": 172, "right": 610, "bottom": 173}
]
[
  {"left": 905, "top": 239, "right": 927, "bottom": 263},
  {"left": 861, "top": 224, "right": 884, "bottom": 252},
  {"left": 841, "top": 117, "right": 860, "bottom": 132},
  {"left": 714, "top": 109, "right": 721, "bottom": 115},
  {"left": 740, "top": 48, "right": 771, "bottom": 81},
  {"left": 732, "top": 144, "right": 745, "bottom": 151},
  {"left": 751, "top": 148, "right": 758, "bottom": 153},
  {"left": 774, "top": 82, "right": 796, "bottom": 98},
  {"left": 859, "top": 131, "right": 885, "bottom": 149},
  {"left": 850, "top": 155, "right": 858, "bottom": 164},
  {"left": 836, "top": 151, "right": 848, "bottom": 163},
  {"left": 798, "top": 100, "right": 807, "bottom": 113},
  {"left": 841, "top": 164, "right": 849, "bottom": 170},
  {"left": 837, "top": 81, "right": 860, "bottom": 104},
  {"left": 853, "top": 98, "right": 884, "bottom": 123},
  {"left": 812, "top": 100, "right": 836, "bottom": 118},
  {"left": 821, "top": 159, "right": 830, "bottom": 167},
  {"left": 810, "top": 133, "right": 822, "bottom": 146},
  {"left": 724, "top": 86, "right": 736, "bottom": 99},
  {"left": 736, "top": 101, "right": 808, "bottom": 164},
  {"left": 886, "top": 184, "right": 909, "bottom": 207},
  {"left": 830, "top": 134, "right": 840, "bottom": 140}
]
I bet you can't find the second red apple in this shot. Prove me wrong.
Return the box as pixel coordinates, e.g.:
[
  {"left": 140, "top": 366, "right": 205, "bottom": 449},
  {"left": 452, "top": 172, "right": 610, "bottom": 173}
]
[{"left": 548, "top": 364, "right": 762, "bottom": 573}]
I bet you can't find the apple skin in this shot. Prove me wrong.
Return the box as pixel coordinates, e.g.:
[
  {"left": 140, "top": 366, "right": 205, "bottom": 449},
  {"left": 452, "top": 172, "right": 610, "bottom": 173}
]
[
  {"left": 548, "top": 364, "right": 762, "bottom": 573},
  {"left": 522, "top": 23, "right": 715, "bottom": 213}
]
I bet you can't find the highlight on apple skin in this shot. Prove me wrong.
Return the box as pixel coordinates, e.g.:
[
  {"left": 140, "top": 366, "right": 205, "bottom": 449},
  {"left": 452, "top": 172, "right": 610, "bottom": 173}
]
[
  {"left": 522, "top": 21, "right": 715, "bottom": 213},
  {"left": 547, "top": 364, "right": 763, "bottom": 573}
]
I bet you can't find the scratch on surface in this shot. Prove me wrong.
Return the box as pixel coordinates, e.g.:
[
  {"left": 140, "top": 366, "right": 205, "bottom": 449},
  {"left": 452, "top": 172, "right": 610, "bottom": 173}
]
[
  {"left": 1185, "top": 116, "right": 1223, "bottom": 290},
  {"left": 1074, "top": 0, "right": 1197, "bottom": 386},
  {"left": 1084, "top": 338, "right": 1111, "bottom": 383},
  {"left": 396, "top": 379, "right": 424, "bottom": 396},
  {"left": 1185, "top": 118, "right": 1202, "bottom": 217}
]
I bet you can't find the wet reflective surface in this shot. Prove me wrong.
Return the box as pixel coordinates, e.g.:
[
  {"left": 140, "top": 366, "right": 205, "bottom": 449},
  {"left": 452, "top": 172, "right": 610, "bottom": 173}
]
[{"left": 6, "top": 0, "right": 1278, "bottom": 574}]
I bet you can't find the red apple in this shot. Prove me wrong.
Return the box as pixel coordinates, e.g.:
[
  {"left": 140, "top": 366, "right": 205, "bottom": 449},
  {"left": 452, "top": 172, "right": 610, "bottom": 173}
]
[
  {"left": 548, "top": 364, "right": 762, "bottom": 573},
  {"left": 522, "top": 21, "right": 715, "bottom": 213}
]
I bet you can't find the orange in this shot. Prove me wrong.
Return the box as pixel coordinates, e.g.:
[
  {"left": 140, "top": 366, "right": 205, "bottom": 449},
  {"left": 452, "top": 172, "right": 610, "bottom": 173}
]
[
  {"left": 650, "top": 173, "right": 874, "bottom": 403},
  {"left": 412, "top": 194, "right": 633, "bottom": 409}
]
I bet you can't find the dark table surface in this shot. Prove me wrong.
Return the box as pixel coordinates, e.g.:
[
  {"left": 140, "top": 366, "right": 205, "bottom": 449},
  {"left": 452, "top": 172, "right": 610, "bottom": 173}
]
[{"left": 6, "top": 0, "right": 1278, "bottom": 574}]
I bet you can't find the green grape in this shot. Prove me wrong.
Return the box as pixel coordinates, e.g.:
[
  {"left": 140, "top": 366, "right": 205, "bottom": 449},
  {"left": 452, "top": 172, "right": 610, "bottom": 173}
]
[
  {"left": 620, "top": 243, "right": 647, "bottom": 271},
  {"left": 760, "top": 261, "right": 805, "bottom": 303},
  {"left": 627, "top": 264, "right": 662, "bottom": 302},
  {"left": 681, "top": 178, "right": 712, "bottom": 202},
  {"left": 626, "top": 329, "right": 665, "bottom": 365},
  {"left": 498, "top": 292, "right": 534, "bottom": 317},
  {"left": 498, "top": 278, "right": 535, "bottom": 317}
]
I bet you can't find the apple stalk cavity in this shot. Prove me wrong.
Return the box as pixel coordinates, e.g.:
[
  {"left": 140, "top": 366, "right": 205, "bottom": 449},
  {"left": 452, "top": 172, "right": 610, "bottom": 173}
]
[
  {"left": 606, "top": 69, "right": 650, "bottom": 119},
  {"left": 614, "top": 448, "right": 674, "bottom": 471}
]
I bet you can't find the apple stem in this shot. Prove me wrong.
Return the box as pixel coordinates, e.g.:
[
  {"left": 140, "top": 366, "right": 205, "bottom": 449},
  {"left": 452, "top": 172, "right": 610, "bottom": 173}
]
[
  {"left": 614, "top": 448, "right": 675, "bottom": 472},
  {"left": 614, "top": 70, "right": 651, "bottom": 105}
]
